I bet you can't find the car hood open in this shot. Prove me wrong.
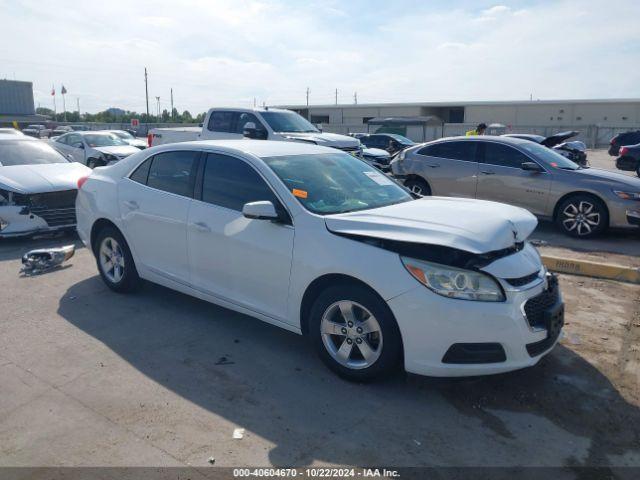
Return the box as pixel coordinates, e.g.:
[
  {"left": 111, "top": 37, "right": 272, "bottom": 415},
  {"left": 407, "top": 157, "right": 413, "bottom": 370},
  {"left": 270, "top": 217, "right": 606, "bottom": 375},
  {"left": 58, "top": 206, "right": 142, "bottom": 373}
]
[
  {"left": 541, "top": 131, "right": 579, "bottom": 148},
  {"left": 325, "top": 197, "right": 538, "bottom": 254},
  {"left": 0, "top": 162, "right": 91, "bottom": 194}
]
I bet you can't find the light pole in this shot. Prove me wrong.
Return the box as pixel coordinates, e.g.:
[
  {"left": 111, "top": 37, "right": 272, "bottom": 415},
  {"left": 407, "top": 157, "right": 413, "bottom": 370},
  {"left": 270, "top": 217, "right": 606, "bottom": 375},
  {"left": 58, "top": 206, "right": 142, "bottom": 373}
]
[{"left": 155, "top": 96, "right": 160, "bottom": 123}]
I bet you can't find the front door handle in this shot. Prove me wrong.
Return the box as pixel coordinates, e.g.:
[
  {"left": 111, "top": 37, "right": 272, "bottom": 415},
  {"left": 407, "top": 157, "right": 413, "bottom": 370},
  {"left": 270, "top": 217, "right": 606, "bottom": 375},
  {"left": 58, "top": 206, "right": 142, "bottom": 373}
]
[
  {"left": 427, "top": 163, "right": 440, "bottom": 168},
  {"left": 480, "top": 170, "right": 495, "bottom": 175},
  {"left": 123, "top": 200, "right": 139, "bottom": 210},
  {"left": 193, "top": 221, "right": 211, "bottom": 233}
]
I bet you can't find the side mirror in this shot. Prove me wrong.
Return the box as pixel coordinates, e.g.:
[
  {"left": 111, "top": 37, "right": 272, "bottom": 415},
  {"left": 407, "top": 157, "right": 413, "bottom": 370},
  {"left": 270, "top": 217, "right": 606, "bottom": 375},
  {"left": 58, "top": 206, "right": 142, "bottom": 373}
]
[
  {"left": 242, "top": 201, "right": 280, "bottom": 221},
  {"left": 243, "top": 122, "right": 267, "bottom": 140},
  {"left": 521, "top": 161, "right": 543, "bottom": 172}
]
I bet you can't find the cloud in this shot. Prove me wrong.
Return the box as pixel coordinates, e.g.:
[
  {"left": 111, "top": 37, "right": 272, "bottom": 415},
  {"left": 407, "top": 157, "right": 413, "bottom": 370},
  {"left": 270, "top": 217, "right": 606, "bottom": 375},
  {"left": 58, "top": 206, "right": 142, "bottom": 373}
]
[{"left": 1, "top": 0, "right": 639, "bottom": 113}]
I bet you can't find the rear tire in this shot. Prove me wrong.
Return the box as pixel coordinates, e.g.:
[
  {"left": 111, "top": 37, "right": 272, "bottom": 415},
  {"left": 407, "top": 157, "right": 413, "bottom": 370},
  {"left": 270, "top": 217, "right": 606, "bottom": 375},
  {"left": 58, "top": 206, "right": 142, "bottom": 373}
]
[
  {"left": 555, "top": 194, "right": 608, "bottom": 238},
  {"left": 95, "top": 226, "right": 141, "bottom": 293},
  {"left": 308, "top": 284, "right": 402, "bottom": 382},
  {"left": 404, "top": 177, "right": 431, "bottom": 196}
]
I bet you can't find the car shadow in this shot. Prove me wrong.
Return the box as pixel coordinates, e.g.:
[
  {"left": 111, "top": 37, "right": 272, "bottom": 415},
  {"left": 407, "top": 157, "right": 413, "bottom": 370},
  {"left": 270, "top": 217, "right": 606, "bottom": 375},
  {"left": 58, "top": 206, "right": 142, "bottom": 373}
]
[{"left": 57, "top": 277, "right": 640, "bottom": 468}]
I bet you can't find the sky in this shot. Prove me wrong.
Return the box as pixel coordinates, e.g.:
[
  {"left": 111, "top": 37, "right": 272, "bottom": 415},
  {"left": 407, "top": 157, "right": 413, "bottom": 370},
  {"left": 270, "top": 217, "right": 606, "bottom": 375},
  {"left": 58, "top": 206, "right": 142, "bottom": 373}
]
[{"left": 0, "top": 0, "right": 639, "bottom": 114}]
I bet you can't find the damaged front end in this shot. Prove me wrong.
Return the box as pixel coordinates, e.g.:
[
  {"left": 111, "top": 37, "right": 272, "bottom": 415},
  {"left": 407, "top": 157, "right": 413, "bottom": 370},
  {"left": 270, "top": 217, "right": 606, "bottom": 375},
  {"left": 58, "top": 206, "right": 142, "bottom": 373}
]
[{"left": 0, "top": 188, "right": 78, "bottom": 237}]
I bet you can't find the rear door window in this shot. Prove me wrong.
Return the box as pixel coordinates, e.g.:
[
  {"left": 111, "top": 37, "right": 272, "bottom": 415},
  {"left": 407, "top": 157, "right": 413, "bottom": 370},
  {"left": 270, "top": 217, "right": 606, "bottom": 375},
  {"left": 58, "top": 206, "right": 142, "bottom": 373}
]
[
  {"left": 482, "top": 142, "right": 530, "bottom": 168},
  {"left": 146, "top": 151, "right": 199, "bottom": 197},
  {"left": 207, "top": 111, "right": 235, "bottom": 133},
  {"left": 418, "top": 141, "right": 478, "bottom": 162}
]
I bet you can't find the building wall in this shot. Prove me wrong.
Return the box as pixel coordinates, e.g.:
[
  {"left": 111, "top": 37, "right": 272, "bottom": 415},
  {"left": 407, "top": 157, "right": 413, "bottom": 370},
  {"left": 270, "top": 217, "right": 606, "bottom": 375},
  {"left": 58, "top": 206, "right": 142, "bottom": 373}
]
[{"left": 0, "top": 80, "right": 35, "bottom": 115}]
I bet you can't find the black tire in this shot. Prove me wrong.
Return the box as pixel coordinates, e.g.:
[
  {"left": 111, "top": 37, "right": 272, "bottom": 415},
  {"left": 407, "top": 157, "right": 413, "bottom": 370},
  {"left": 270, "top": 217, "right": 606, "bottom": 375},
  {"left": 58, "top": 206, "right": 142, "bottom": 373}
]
[
  {"left": 636, "top": 163, "right": 640, "bottom": 178},
  {"left": 404, "top": 177, "right": 431, "bottom": 196},
  {"left": 308, "top": 283, "right": 402, "bottom": 382},
  {"left": 555, "top": 194, "right": 608, "bottom": 238},
  {"left": 94, "top": 226, "right": 141, "bottom": 293}
]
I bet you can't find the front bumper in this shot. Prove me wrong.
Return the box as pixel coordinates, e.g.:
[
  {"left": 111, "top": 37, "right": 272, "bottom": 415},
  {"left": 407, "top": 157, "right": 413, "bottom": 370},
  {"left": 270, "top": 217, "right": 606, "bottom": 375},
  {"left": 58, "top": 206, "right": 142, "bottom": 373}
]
[{"left": 387, "top": 273, "right": 563, "bottom": 377}]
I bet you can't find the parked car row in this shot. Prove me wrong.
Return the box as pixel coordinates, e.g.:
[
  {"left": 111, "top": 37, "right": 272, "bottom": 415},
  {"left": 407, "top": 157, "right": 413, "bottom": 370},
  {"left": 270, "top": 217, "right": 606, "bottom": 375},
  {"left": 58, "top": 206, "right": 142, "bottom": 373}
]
[{"left": 609, "top": 130, "right": 640, "bottom": 177}]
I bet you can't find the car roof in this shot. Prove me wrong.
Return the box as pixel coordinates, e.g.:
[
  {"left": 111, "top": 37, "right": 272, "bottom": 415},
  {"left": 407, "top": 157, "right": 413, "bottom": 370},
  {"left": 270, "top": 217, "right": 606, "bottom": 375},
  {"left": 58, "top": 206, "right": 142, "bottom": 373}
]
[
  {"left": 428, "top": 135, "right": 532, "bottom": 146},
  {"left": 160, "top": 139, "right": 340, "bottom": 157}
]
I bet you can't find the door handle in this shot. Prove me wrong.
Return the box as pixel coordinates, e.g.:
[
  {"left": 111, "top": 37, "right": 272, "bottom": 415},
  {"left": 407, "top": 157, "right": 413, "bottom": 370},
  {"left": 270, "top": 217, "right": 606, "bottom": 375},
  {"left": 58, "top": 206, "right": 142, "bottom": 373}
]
[
  {"left": 123, "top": 200, "right": 139, "bottom": 210},
  {"left": 193, "top": 221, "right": 211, "bottom": 233},
  {"left": 480, "top": 170, "right": 495, "bottom": 175},
  {"left": 427, "top": 163, "right": 440, "bottom": 168}
]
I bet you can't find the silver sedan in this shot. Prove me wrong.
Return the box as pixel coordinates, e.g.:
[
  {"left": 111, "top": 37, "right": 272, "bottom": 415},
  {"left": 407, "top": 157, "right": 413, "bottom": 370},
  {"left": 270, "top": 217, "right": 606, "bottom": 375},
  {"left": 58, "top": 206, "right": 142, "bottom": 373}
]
[{"left": 391, "top": 136, "right": 640, "bottom": 238}]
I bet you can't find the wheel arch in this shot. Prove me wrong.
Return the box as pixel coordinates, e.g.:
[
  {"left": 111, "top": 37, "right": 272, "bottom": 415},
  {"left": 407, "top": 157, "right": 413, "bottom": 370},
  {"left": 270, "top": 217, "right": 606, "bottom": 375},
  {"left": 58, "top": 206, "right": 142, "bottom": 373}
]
[
  {"left": 299, "top": 274, "right": 390, "bottom": 336},
  {"left": 90, "top": 218, "right": 121, "bottom": 255},
  {"left": 552, "top": 191, "right": 610, "bottom": 225}
]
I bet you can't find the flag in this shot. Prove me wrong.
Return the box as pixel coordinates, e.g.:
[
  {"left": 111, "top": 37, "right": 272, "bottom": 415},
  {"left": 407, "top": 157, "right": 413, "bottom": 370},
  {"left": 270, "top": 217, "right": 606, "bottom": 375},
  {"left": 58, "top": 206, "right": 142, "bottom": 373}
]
[
  {"left": 61, "top": 85, "right": 67, "bottom": 95},
  {"left": 51, "top": 85, "right": 55, "bottom": 96}
]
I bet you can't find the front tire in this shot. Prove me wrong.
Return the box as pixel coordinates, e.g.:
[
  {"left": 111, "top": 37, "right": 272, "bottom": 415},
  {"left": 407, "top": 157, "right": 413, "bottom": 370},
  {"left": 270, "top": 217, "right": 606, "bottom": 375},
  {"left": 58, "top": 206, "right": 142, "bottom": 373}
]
[
  {"left": 95, "top": 226, "right": 141, "bottom": 293},
  {"left": 404, "top": 177, "right": 431, "bottom": 196},
  {"left": 556, "top": 194, "right": 608, "bottom": 238},
  {"left": 309, "top": 284, "right": 402, "bottom": 382}
]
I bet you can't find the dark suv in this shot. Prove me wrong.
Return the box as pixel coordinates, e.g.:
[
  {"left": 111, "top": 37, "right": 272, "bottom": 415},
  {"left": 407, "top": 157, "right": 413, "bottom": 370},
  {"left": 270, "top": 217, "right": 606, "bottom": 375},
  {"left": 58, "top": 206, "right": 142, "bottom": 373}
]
[
  {"left": 359, "top": 133, "right": 415, "bottom": 155},
  {"left": 609, "top": 130, "right": 640, "bottom": 156}
]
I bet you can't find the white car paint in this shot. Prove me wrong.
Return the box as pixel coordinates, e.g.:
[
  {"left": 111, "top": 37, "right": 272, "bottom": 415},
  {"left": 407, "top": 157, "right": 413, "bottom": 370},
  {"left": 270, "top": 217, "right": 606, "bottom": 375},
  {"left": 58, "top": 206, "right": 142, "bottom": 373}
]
[
  {"left": 76, "top": 140, "right": 561, "bottom": 378},
  {"left": 50, "top": 132, "right": 140, "bottom": 167},
  {"left": 0, "top": 136, "right": 91, "bottom": 237}
]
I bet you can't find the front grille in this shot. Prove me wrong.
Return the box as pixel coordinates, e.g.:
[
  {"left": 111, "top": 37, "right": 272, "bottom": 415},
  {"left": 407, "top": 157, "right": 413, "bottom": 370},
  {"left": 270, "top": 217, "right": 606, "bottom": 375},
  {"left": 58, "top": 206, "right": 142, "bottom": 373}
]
[
  {"left": 442, "top": 343, "right": 506, "bottom": 364},
  {"left": 505, "top": 270, "right": 541, "bottom": 287},
  {"left": 523, "top": 280, "right": 560, "bottom": 329},
  {"left": 13, "top": 190, "right": 77, "bottom": 227}
]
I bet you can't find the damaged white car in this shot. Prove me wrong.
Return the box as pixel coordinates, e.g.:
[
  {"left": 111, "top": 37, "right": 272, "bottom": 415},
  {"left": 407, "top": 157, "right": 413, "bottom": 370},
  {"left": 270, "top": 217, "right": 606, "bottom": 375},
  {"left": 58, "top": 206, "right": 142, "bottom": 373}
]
[
  {"left": 76, "top": 140, "right": 564, "bottom": 381},
  {"left": 0, "top": 134, "right": 91, "bottom": 238}
]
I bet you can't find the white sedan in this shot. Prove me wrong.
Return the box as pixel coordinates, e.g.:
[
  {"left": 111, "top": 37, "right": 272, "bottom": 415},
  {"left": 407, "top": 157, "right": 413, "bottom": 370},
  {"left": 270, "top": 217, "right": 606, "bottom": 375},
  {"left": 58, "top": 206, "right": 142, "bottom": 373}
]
[{"left": 76, "top": 140, "right": 564, "bottom": 381}]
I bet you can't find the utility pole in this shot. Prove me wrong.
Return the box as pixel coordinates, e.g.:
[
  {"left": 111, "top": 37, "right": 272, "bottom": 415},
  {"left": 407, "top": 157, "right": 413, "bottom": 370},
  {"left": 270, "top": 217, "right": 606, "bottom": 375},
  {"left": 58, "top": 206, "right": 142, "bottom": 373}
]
[
  {"left": 253, "top": 97, "right": 256, "bottom": 108},
  {"left": 335, "top": 88, "right": 338, "bottom": 105},
  {"left": 354, "top": 92, "right": 358, "bottom": 105},
  {"left": 305, "top": 87, "right": 310, "bottom": 120},
  {"left": 77, "top": 98, "right": 80, "bottom": 119},
  {"left": 170, "top": 88, "right": 174, "bottom": 120},
  {"left": 155, "top": 96, "right": 160, "bottom": 122},
  {"left": 144, "top": 68, "right": 150, "bottom": 130}
]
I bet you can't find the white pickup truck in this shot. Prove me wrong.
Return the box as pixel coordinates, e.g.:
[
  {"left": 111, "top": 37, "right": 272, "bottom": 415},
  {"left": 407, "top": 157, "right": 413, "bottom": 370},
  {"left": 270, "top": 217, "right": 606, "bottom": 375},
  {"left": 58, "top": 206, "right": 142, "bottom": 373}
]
[{"left": 148, "top": 107, "right": 391, "bottom": 169}]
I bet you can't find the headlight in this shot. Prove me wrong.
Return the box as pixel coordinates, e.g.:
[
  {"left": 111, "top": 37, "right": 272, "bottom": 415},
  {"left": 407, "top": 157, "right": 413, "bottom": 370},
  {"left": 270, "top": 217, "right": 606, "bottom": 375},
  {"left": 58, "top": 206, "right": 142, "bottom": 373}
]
[
  {"left": 397, "top": 150, "right": 406, "bottom": 161},
  {"left": 613, "top": 190, "right": 640, "bottom": 200},
  {"left": 401, "top": 257, "right": 505, "bottom": 302}
]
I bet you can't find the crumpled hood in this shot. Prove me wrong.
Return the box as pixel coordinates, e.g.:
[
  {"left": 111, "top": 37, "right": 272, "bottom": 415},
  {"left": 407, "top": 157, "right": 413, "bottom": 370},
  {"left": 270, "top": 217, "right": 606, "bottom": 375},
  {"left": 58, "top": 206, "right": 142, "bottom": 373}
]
[
  {"left": 325, "top": 197, "right": 538, "bottom": 254},
  {"left": 0, "top": 162, "right": 91, "bottom": 194},
  {"left": 363, "top": 147, "right": 390, "bottom": 158},
  {"left": 283, "top": 132, "right": 360, "bottom": 149},
  {"left": 94, "top": 145, "right": 140, "bottom": 157}
]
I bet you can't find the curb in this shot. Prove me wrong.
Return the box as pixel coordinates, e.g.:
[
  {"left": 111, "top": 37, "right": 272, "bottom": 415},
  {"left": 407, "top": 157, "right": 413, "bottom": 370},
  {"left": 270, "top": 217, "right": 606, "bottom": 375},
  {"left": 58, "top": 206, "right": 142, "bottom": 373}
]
[{"left": 541, "top": 255, "right": 640, "bottom": 284}]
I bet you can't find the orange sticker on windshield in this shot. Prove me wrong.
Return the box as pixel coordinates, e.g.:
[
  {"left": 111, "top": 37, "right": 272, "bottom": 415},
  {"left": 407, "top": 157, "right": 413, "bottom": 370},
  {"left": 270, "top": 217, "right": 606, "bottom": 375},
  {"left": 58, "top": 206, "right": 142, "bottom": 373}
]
[{"left": 292, "top": 189, "right": 308, "bottom": 199}]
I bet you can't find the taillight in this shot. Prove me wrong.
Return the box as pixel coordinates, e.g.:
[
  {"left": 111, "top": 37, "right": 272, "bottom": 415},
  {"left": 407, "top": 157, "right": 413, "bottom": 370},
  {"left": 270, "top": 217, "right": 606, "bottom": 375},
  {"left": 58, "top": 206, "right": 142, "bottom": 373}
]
[
  {"left": 610, "top": 138, "right": 615, "bottom": 145},
  {"left": 147, "top": 133, "right": 153, "bottom": 147},
  {"left": 619, "top": 146, "right": 629, "bottom": 156},
  {"left": 77, "top": 175, "right": 89, "bottom": 189}
]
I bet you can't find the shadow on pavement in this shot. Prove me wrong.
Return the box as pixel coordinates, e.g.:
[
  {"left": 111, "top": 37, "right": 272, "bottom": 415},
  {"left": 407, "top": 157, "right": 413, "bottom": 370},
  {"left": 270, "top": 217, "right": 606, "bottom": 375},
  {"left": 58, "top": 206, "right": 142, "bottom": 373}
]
[{"left": 57, "top": 276, "right": 640, "bottom": 468}]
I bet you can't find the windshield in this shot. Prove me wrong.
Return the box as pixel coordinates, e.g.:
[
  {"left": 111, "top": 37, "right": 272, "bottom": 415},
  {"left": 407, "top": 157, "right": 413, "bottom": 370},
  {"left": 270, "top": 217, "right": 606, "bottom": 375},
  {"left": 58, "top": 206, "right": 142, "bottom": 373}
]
[
  {"left": 112, "top": 131, "right": 134, "bottom": 140},
  {"left": 0, "top": 140, "right": 68, "bottom": 166},
  {"left": 84, "top": 134, "right": 127, "bottom": 147},
  {"left": 519, "top": 142, "right": 580, "bottom": 170},
  {"left": 385, "top": 134, "right": 415, "bottom": 145},
  {"left": 261, "top": 111, "right": 319, "bottom": 133},
  {"left": 263, "top": 152, "right": 412, "bottom": 215}
]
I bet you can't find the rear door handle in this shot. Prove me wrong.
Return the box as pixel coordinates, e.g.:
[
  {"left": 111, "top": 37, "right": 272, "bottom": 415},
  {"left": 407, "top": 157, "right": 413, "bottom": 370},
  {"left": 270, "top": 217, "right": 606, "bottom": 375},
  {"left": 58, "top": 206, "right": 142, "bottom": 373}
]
[
  {"left": 123, "top": 200, "right": 139, "bottom": 210},
  {"left": 427, "top": 163, "right": 440, "bottom": 168},
  {"left": 193, "top": 221, "right": 211, "bottom": 233},
  {"left": 480, "top": 170, "right": 495, "bottom": 175}
]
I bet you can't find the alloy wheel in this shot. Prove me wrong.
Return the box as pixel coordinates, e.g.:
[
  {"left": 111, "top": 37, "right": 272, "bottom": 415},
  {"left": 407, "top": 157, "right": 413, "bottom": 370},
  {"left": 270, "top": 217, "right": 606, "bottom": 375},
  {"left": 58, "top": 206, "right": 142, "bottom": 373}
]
[
  {"left": 320, "top": 300, "right": 383, "bottom": 370},
  {"left": 561, "top": 201, "right": 601, "bottom": 236},
  {"left": 99, "top": 236, "right": 125, "bottom": 283}
]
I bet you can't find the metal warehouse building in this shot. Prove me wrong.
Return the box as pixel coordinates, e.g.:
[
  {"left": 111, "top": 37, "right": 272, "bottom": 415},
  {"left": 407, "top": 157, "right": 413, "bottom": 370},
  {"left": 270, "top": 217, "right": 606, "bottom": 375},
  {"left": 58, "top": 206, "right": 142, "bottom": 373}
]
[
  {"left": 280, "top": 98, "right": 640, "bottom": 147},
  {"left": 0, "top": 79, "right": 47, "bottom": 126}
]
